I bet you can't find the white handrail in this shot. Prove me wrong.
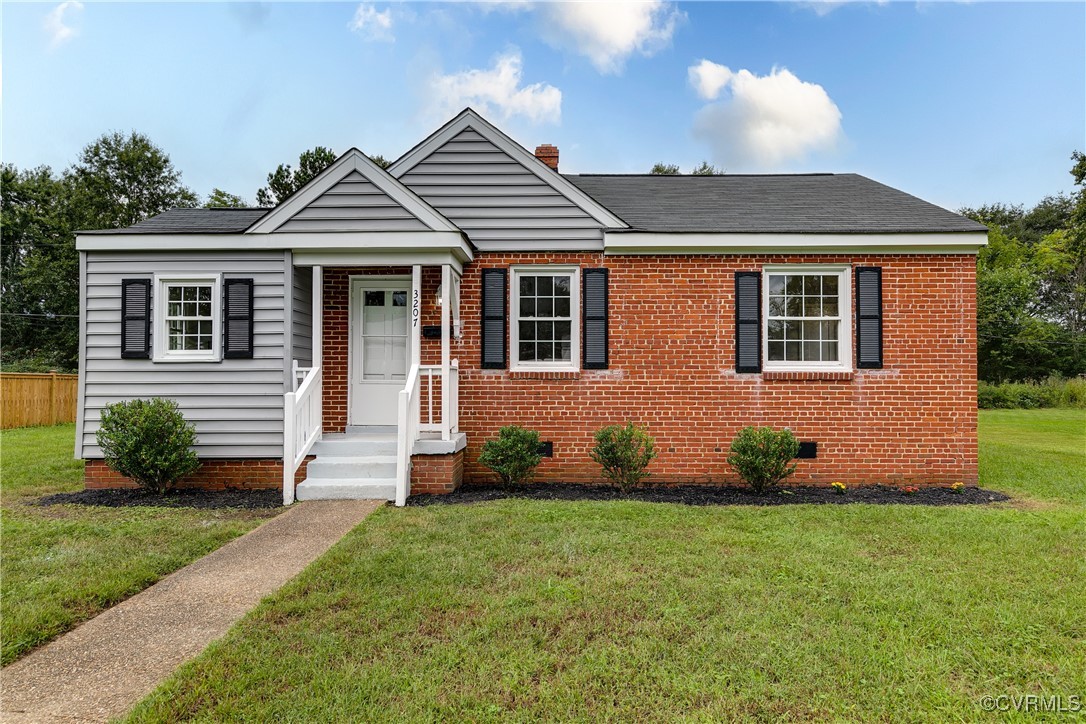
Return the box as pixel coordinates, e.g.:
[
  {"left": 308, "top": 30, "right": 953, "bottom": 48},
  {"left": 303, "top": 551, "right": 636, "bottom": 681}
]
[
  {"left": 418, "top": 360, "right": 459, "bottom": 435},
  {"left": 395, "top": 363, "right": 421, "bottom": 507},
  {"left": 283, "top": 365, "right": 322, "bottom": 505}
]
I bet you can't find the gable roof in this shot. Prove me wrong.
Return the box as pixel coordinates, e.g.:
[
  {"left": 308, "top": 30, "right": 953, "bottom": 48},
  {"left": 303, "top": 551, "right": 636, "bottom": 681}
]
[
  {"left": 247, "top": 148, "right": 461, "bottom": 234},
  {"left": 79, "top": 207, "right": 268, "bottom": 235},
  {"left": 565, "top": 174, "right": 987, "bottom": 234},
  {"left": 388, "top": 108, "right": 628, "bottom": 230}
]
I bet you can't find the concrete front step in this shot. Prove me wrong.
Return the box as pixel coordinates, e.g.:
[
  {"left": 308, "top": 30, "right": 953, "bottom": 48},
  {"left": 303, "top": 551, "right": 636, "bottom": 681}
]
[
  {"left": 301, "top": 433, "right": 400, "bottom": 500},
  {"left": 304, "top": 456, "right": 397, "bottom": 479},
  {"left": 295, "top": 478, "right": 396, "bottom": 501},
  {"left": 310, "top": 436, "right": 397, "bottom": 457}
]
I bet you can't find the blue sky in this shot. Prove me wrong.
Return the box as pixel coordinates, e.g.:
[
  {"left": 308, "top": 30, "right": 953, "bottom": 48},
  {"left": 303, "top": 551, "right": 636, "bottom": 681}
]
[{"left": 3, "top": 1, "right": 1083, "bottom": 211}]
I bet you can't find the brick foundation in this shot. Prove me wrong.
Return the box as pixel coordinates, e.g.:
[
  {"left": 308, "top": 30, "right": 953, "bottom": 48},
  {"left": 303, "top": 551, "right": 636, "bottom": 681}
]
[
  {"left": 410, "top": 451, "right": 464, "bottom": 494},
  {"left": 85, "top": 457, "right": 312, "bottom": 491}
]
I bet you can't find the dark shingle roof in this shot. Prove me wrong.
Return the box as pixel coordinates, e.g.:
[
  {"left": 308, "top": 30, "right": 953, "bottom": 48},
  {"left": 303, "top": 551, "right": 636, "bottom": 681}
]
[
  {"left": 83, "top": 174, "right": 986, "bottom": 236},
  {"left": 564, "top": 173, "right": 987, "bottom": 234},
  {"left": 79, "top": 207, "right": 269, "bottom": 234}
]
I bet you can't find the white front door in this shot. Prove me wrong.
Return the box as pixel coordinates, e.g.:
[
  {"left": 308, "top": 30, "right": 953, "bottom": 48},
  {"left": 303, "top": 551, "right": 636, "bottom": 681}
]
[{"left": 350, "top": 277, "right": 410, "bottom": 426}]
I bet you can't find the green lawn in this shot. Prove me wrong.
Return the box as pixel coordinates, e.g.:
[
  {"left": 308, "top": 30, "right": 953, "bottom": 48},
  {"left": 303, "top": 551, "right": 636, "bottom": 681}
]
[
  {"left": 0, "top": 425, "right": 278, "bottom": 665},
  {"left": 126, "top": 409, "right": 1085, "bottom": 722}
]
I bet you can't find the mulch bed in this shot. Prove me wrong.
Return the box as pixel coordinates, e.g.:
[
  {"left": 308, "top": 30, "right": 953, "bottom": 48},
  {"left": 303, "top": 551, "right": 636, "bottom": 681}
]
[
  {"left": 36, "top": 488, "right": 283, "bottom": 510},
  {"left": 407, "top": 483, "right": 1010, "bottom": 507}
]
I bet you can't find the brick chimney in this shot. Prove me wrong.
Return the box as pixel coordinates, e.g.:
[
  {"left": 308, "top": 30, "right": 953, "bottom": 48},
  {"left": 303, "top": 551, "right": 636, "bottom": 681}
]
[{"left": 534, "top": 144, "right": 559, "bottom": 171}]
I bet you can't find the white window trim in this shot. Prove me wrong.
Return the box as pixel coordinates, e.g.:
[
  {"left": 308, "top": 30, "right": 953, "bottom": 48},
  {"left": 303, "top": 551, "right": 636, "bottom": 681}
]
[
  {"left": 153, "top": 273, "right": 222, "bottom": 363},
  {"left": 510, "top": 265, "right": 580, "bottom": 372},
  {"left": 762, "top": 264, "right": 852, "bottom": 372}
]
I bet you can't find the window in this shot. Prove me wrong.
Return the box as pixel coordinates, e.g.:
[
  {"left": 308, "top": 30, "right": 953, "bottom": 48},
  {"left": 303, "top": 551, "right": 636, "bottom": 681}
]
[
  {"left": 511, "top": 266, "right": 579, "bottom": 370},
  {"left": 763, "top": 265, "right": 851, "bottom": 370},
  {"left": 153, "top": 275, "right": 221, "bottom": 362}
]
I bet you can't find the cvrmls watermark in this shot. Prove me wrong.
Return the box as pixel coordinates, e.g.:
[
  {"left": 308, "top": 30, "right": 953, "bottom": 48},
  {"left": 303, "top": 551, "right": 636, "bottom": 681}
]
[{"left": 978, "top": 695, "right": 1082, "bottom": 713}]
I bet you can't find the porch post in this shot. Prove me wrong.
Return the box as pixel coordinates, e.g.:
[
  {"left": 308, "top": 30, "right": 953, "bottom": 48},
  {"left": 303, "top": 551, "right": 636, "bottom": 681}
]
[
  {"left": 440, "top": 263, "right": 451, "bottom": 441},
  {"left": 311, "top": 266, "right": 322, "bottom": 367},
  {"left": 412, "top": 265, "right": 422, "bottom": 368}
]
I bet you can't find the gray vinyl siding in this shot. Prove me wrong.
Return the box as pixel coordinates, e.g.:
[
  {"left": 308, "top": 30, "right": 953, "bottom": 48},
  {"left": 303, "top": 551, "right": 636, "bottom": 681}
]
[
  {"left": 292, "top": 266, "right": 313, "bottom": 368},
  {"left": 274, "top": 170, "right": 429, "bottom": 233},
  {"left": 80, "top": 251, "right": 288, "bottom": 459},
  {"left": 399, "top": 128, "right": 604, "bottom": 250}
]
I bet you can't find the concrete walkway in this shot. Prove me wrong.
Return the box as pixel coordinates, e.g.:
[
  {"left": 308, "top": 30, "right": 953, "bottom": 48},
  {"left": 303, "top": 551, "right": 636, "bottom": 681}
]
[{"left": 1, "top": 500, "right": 381, "bottom": 723}]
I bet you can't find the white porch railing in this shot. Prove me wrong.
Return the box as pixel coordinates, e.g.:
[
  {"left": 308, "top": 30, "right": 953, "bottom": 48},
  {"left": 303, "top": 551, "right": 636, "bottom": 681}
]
[
  {"left": 395, "top": 363, "right": 421, "bottom": 507},
  {"left": 283, "top": 365, "right": 322, "bottom": 505},
  {"left": 395, "top": 359, "right": 459, "bottom": 506},
  {"left": 419, "top": 360, "right": 459, "bottom": 434}
]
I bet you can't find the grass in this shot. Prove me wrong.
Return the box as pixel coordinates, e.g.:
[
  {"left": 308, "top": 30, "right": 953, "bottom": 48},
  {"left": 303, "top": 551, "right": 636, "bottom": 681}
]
[
  {"left": 126, "top": 409, "right": 1086, "bottom": 722},
  {"left": 0, "top": 424, "right": 279, "bottom": 665}
]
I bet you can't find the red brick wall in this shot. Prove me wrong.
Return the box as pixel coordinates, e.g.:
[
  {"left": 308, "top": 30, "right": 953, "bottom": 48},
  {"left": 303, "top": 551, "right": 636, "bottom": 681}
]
[
  {"left": 319, "top": 252, "right": 978, "bottom": 488},
  {"left": 411, "top": 451, "right": 464, "bottom": 494}
]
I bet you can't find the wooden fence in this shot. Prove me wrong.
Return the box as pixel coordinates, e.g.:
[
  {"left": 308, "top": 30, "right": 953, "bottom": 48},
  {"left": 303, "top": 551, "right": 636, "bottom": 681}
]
[{"left": 1, "top": 372, "right": 79, "bottom": 429}]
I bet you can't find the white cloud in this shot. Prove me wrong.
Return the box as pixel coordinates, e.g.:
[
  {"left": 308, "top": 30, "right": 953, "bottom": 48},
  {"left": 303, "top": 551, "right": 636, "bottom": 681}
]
[
  {"left": 689, "top": 63, "right": 843, "bottom": 169},
  {"left": 795, "top": 0, "right": 889, "bottom": 17},
  {"left": 429, "top": 50, "right": 561, "bottom": 124},
  {"left": 348, "top": 3, "right": 394, "bottom": 42},
  {"left": 44, "top": 1, "right": 83, "bottom": 49},
  {"left": 688, "top": 59, "right": 733, "bottom": 101},
  {"left": 473, "top": 0, "right": 536, "bottom": 12},
  {"left": 539, "top": 1, "right": 684, "bottom": 74}
]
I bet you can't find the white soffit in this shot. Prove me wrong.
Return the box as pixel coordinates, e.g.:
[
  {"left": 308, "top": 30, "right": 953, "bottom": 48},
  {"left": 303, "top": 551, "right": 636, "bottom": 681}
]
[{"left": 603, "top": 231, "right": 990, "bottom": 255}]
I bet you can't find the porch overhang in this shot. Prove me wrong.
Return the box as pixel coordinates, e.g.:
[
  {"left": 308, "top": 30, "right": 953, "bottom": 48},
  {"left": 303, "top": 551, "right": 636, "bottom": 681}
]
[{"left": 76, "top": 230, "right": 474, "bottom": 271}]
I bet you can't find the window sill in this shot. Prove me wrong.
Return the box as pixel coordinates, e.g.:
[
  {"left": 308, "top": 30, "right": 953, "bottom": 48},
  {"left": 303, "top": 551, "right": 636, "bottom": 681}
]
[
  {"left": 509, "top": 370, "right": 581, "bottom": 381},
  {"left": 762, "top": 370, "right": 854, "bottom": 381},
  {"left": 152, "top": 355, "right": 221, "bottom": 364}
]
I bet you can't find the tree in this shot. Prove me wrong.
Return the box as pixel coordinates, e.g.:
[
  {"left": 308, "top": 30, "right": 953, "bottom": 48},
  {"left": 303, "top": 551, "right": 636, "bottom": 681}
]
[
  {"left": 255, "top": 146, "right": 337, "bottom": 207},
  {"left": 66, "top": 131, "right": 198, "bottom": 230},
  {"left": 2, "top": 132, "right": 198, "bottom": 371},
  {"left": 204, "top": 188, "right": 247, "bottom": 208},
  {"left": 961, "top": 151, "right": 1086, "bottom": 382},
  {"left": 649, "top": 161, "right": 723, "bottom": 175},
  {"left": 369, "top": 154, "right": 391, "bottom": 170},
  {"left": 0, "top": 164, "right": 76, "bottom": 370}
]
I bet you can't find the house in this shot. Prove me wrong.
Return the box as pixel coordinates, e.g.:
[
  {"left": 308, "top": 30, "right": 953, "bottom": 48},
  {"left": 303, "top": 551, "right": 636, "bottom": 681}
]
[{"left": 74, "top": 108, "right": 988, "bottom": 505}]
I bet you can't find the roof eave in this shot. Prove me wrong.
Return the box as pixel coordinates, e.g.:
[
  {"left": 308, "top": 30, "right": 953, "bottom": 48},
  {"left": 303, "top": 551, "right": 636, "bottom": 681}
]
[{"left": 603, "top": 230, "right": 989, "bottom": 255}]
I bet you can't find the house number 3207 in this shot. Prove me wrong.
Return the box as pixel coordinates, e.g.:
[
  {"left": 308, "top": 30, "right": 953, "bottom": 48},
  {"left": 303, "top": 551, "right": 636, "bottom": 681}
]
[{"left": 412, "top": 288, "right": 420, "bottom": 327}]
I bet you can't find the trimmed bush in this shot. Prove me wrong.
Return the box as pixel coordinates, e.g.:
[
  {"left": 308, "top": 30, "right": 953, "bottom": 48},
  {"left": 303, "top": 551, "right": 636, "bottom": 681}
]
[
  {"left": 727, "top": 426, "right": 800, "bottom": 493},
  {"left": 478, "top": 425, "right": 542, "bottom": 487},
  {"left": 95, "top": 398, "right": 200, "bottom": 494},
  {"left": 590, "top": 422, "right": 657, "bottom": 492}
]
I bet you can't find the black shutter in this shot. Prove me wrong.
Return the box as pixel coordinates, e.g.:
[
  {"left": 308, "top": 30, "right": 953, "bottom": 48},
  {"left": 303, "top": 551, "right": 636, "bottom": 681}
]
[
  {"left": 855, "top": 266, "right": 883, "bottom": 369},
  {"left": 481, "top": 268, "right": 507, "bottom": 369},
  {"left": 223, "top": 278, "right": 254, "bottom": 359},
  {"left": 735, "top": 271, "right": 761, "bottom": 373},
  {"left": 120, "top": 279, "right": 151, "bottom": 359},
  {"left": 582, "top": 268, "right": 609, "bottom": 369}
]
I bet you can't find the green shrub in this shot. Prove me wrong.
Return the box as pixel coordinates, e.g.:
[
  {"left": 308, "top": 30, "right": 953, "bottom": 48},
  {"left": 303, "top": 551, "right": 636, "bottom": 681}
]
[
  {"left": 1054, "top": 377, "right": 1086, "bottom": 408},
  {"left": 727, "top": 426, "right": 800, "bottom": 493},
  {"left": 95, "top": 398, "right": 200, "bottom": 494},
  {"left": 590, "top": 422, "right": 657, "bottom": 492},
  {"left": 977, "top": 377, "right": 1085, "bottom": 409},
  {"left": 478, "top": 425, "right": 542, "bottom": 487}
]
